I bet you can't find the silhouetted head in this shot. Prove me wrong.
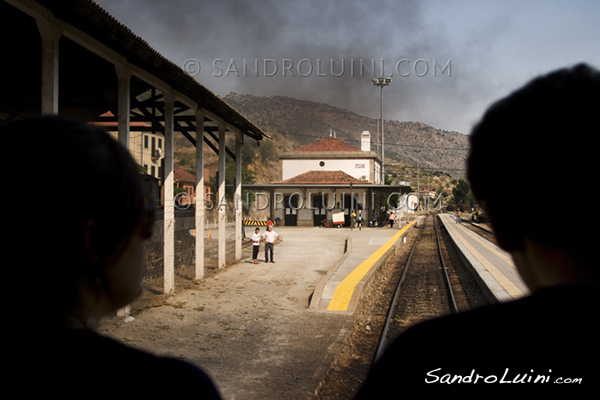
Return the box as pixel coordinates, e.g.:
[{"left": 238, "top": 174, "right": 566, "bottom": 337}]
[
  {"left": 467, "top": 63, "right": 600, "bottom": 288},
  {"left": 468, "top": 63, "right": 600, "bottom": 253},
  {"left": 2, "top": 115, "right": 152, "bottom": 328}
]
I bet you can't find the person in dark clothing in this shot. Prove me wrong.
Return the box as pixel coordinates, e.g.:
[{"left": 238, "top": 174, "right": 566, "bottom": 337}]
[
  {"left": 355, "top": 63, "right": 600, "bottom": 396},
  {"left": 4, "top": 116, "right": 222, "bottom": 397}
]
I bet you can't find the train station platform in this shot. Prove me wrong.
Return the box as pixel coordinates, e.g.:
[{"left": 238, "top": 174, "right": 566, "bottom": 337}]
[
  {"left": 438, "top": 213, "right": 529, "bottom": 302},
  {"left": 309, "top": 221, "right": 416, "bottom": 313},
  {"left": 100, "top": 223, "right": 418, "bottom": 399}
]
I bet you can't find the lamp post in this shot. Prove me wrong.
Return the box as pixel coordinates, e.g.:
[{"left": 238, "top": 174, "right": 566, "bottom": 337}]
[
  {"left": 372, "top": 77, "right": 391, "bottom": 184},
  {"left": 415, "top": 148, "right": 421, "bottom": 208}
]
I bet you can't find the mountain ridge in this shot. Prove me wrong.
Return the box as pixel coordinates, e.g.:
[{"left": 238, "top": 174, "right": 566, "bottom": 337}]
[{"left": 222, "top": 92, "right": 470, "bottom": 179}]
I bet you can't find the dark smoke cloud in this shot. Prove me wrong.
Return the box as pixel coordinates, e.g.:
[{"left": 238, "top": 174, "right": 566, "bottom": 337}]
[{"left": 94, "top": 0, "right": 600, "bottom": 134}]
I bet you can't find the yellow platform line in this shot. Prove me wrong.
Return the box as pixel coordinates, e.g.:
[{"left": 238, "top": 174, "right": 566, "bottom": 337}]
[{"left": 327, "top": 221, "right": 416, "bottom": 312}]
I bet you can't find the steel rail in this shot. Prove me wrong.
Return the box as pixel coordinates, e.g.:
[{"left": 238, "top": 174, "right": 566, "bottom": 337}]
[
  {"left": 374, "top": 216, "right": 423, "bottom": 362},
  {"left": 434, "top": 215, "right": 459, "bottom": 314},
  {"left": 374, "top": 213, "right": 458, "bottom": 363}
]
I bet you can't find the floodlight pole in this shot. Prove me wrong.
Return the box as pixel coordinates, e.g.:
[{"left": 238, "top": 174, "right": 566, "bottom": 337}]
[{"left": 373, "top": 77, "right": 391, "bottom": 184}]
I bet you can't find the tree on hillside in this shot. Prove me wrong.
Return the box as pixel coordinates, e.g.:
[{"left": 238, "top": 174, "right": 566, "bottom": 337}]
[{"left": 451, "top": 179, "right": 472, "bottom": 206}]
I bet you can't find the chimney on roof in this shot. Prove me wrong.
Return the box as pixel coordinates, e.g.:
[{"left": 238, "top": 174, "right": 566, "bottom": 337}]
[{"left": 361, "top": 130, "right": 371, "bottom": 152}]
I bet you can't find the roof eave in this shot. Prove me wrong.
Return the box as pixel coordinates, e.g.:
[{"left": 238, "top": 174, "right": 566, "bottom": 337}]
[{"left": 31, "top": 0, "right": 268, "bottom": 141}]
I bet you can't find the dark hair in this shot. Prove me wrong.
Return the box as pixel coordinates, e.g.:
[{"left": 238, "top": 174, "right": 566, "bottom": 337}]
[
  {"left": 2, "top": 116, "right": 147, "bottom": 323},
  {"left": 467, "top": 63, "right": 600, "bottom": 252}
]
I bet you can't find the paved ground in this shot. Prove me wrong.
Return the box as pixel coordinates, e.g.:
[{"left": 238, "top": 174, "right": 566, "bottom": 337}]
[{"left": 98, "top": 225, "right": 403, "bottom": 399}]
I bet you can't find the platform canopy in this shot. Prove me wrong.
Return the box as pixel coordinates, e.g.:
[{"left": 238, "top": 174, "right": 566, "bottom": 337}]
[
  {"left": 0, "top": 0, "right": 268, "bottom": 149},
  {"left": 1, "top": 0, "right": 269, "bottom": 293}
]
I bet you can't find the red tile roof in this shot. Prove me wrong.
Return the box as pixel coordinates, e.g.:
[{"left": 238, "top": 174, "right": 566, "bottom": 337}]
[
  {"left": 271, "top": 170, "right": 367, "bottom": 184},
  {"left": 295, "top": 137, "right": 360, "bottom": 152},
  {"left": 174, "top": 168, "right": 195, "bottom": 184}
]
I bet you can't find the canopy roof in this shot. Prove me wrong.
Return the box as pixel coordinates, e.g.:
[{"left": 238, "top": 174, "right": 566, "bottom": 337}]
[{"left": 1, "top": 0, "right": 268, "bottom": 146}]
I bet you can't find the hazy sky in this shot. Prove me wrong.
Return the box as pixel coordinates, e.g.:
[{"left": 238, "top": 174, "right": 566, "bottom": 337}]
[{"left": 94, "top": 0, "right": 600, "bottom": 134}]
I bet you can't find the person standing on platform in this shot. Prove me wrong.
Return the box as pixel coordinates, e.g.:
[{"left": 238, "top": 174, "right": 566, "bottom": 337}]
[
  {"left": 355, "top": 63, "right": 600, "bottom": 395},
  {"left": 388, "top": 211, "right": 395, "bottom": 228},
  {"left": 262, "top": 224, "right": 279, "bottom": 263},
  {"left": 251, "top": 227, "right": 261, "bottom": 264}
]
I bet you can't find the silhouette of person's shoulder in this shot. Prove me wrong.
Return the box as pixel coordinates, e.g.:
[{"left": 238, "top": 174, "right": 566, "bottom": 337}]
[
  {"left": 356, "top": 283, "right": 600, "bottom": 396},
  {"left": 30, "top": 329, "right": 222, "bottom": 397}
]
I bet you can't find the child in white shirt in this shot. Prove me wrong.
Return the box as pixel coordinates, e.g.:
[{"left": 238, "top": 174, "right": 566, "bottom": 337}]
[{"left": 251, "top": 227, "right": 261, "bottom": 264}]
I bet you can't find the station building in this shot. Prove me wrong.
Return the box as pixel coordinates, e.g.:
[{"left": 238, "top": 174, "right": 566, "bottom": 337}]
[{"left": 246, "top": 131, "right": 412, "bottom": 226}]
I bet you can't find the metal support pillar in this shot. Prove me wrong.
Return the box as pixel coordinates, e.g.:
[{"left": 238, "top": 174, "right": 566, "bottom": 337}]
[
  {"left": 163, "top": 91, "right": 175, "bottom": 293},
  {"left": 115, "top": 65, "right": 131, "bottom": 148},
  {"left": 195, "top": 108, "right": 206, "bottom": 280},
  {"left": 115, "top": 64, "right": 132, "bottom": 320},
  {"left": 36, "top": 19, "right": 61, "bottom": 114},
  {"left": 234, "top": 130, "right": 243, "bottom": 261},
  {"left": 217, "top": 122, "right": 226, "bottom": 269}
]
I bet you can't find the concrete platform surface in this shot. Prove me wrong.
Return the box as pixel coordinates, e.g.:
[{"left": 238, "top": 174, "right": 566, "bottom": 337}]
[
  {"left": 99, "top": 224, "right": 412, "bottom": 400},
  {"left": 310, "top": 222, "right": 416, "bottom": 313},
  {"left": 439, "top": 213, "right": 529, "bottom": 302}
]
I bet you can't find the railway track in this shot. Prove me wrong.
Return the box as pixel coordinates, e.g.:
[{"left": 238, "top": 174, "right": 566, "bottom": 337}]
[
  {"left": 314, "top": 213, "right": 495, "bottom": 399},
  {"left": 374, "top": 213, "right": 461, "bottom": 361}
]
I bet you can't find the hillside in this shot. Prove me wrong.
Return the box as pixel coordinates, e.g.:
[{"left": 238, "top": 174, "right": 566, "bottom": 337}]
[
  {"left": 174, "top": 93, "right": 470, "bottom": 199},
  {"left": 223, "top": 93, "right": 469, "bottom": 175}
]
